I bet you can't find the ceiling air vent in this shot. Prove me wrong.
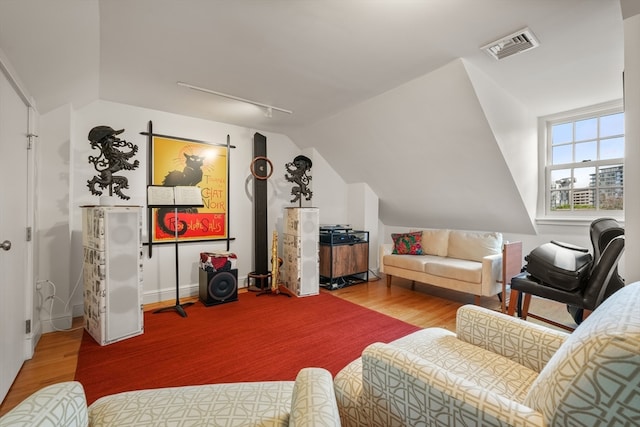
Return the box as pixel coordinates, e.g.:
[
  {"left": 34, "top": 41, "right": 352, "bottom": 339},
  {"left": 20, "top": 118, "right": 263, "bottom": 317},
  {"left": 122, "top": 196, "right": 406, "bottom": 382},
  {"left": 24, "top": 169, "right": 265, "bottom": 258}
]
[{"left": 481, "top": 27, "right": 539, "bottom": 60}]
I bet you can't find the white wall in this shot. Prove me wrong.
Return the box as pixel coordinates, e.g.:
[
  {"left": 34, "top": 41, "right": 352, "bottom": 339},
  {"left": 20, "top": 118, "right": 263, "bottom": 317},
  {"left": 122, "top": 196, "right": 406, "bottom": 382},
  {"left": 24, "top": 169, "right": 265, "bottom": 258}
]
[
  {"left": 35, "top": 99, "right": 351, "bottom": 331},
  {"left": 347, "top": 182, "right": 379, "bottom": 272},
  {"left": 36, "top": 104, "right": 73, "bottom": 332},
  {"left": 290, "top": 59, "right": 533, "bottom": 234},
  {"left": 306, "top": 148, "right": 348, "bottom": 225},
  {"left": 463, "top": 60, "right": 538, "bottom": 231}
]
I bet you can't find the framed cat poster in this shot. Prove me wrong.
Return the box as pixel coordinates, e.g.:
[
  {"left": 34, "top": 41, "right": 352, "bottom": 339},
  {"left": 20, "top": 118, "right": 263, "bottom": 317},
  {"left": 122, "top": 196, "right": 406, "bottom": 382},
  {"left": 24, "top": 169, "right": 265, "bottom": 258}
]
[{"left": 150, "top": 134, "right": 228, "bottom": 243}]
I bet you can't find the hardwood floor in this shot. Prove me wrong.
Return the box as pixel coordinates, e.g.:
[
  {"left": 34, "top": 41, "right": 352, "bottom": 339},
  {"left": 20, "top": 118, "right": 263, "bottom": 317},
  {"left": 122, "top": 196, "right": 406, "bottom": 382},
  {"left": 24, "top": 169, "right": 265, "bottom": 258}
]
[{"left": 0, "top": 276, "right": 574, "bottom": 416}]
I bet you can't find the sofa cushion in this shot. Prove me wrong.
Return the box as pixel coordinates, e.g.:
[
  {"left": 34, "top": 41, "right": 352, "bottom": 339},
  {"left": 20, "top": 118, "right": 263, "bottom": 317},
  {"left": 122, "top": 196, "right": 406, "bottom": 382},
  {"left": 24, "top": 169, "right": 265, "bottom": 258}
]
[
  {"left": 88, "top": 381, "right": 295, "bottom": 426},
  {"left": 391, "top": 231, "right": 423, "bottom": 255},
  {"left": 524, "top": 282, "right": 640, "bottom": 426},
  {"left": 447, "top": 230, "right": 502, "bottom": 262},
  {"left": 424, "top": 257, "right": 482, "bottom": 284},
  {"left": 383, "top": 254, "right": 432, "bottom": 271},
  {"left": 369, "top": 327, "right": 539, "bottom": 405},
  {"left": 421, "top": 229, "right": 450, "bottom": 256}
]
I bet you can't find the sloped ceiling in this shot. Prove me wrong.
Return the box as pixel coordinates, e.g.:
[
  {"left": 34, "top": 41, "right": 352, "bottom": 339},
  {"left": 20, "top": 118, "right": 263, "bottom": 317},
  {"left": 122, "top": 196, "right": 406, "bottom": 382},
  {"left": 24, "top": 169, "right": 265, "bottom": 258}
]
[
  {"left": 290, "top": 59, "right": 536, "bottom": 233},
  {"left": 0, "top": 0, "right": 625, "bottom": 233}
]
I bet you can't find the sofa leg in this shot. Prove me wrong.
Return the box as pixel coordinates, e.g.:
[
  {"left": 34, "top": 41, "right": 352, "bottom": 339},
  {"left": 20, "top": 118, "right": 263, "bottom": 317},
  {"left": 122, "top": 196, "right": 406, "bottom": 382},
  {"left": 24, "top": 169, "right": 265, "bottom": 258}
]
[
  {"left": 474, "top": 295, "right": 481, "bottom": 305},
  {"left": 386, "top": 275, "right": 392, "bottom": 288},
  {"left": 411, "top": 281, "right": 415, "bottom": 290}
]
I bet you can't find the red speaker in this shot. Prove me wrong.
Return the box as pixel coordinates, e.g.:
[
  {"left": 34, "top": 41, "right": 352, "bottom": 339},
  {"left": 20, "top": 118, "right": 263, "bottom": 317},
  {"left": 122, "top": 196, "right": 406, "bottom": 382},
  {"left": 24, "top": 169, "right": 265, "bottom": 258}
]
[{"left": 199, "top": 269, "right": 238, "bottom": 306}]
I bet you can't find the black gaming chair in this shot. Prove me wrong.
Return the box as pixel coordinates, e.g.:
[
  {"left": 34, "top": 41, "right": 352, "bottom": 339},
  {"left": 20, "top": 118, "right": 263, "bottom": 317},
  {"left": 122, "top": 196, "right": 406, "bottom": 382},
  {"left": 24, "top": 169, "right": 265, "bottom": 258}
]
[
  {"left": 508, "top": 230, "right": 625, "bottom": 331},
  {"left": 567, "top": 218, "right": 625, "bottom": 323}
]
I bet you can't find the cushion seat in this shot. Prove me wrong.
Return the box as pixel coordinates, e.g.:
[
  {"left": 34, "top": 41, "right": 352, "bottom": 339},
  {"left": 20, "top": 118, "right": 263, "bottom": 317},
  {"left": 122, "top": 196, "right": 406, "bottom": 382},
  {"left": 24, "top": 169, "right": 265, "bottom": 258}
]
[
  {"left": 423, "top": 257, "right": 482, "bottom": 284},
  {"left": 383, "top": 254, "right": 483, "bottom": 284},
  {"left": 382, "top": 254, "right": 434, "bottom": 271},
  {"left": 375, "top": 328, "right": 537, "bottom": 402},
  {"left": 89, "top": 381, "right": 295, "bottom": 426}
]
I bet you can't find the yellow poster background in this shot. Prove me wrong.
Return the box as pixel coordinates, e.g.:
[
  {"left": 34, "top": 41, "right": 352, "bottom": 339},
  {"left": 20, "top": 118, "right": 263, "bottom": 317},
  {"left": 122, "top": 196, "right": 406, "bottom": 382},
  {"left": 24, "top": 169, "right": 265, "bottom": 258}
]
[{"left": 152, "top": 136, "right": 228, "bottom": 241}]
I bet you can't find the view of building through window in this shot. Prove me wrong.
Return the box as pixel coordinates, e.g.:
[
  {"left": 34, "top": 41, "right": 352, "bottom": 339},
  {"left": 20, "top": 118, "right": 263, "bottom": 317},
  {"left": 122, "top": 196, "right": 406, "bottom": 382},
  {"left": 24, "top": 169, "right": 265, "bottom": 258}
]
[{"left": 548, "top": 111, "right": 624, "bottom": 212}]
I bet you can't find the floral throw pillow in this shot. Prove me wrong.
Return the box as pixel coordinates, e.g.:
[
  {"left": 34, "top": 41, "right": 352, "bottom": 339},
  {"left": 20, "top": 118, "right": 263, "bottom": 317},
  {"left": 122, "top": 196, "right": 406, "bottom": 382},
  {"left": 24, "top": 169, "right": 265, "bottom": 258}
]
[{"left": 391, "top": 231, "right": 423, "bottom": 255}]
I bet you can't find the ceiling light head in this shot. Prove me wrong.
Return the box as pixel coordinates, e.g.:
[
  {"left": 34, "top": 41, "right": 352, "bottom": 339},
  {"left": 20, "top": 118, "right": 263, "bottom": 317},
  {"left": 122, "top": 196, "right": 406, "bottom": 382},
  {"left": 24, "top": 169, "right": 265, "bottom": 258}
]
[{"left": 481, "top": 27, "right": 539, "bottom": 60}]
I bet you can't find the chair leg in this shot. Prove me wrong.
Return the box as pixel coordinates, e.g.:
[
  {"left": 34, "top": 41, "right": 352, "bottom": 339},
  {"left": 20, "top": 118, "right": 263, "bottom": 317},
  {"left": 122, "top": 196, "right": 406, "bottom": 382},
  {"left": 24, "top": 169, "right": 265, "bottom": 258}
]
[
  {"left": 521, "top": 293, "right": 532, "bottom": 320},
  {"left": 507, "top": 289, "right": 519, "bottom": 316},
  {"left": 386, "top": 275, "right": 392, "bottom": 288},
  {"left": 411, "top": 280, "right": 415, "bottom": 290}
]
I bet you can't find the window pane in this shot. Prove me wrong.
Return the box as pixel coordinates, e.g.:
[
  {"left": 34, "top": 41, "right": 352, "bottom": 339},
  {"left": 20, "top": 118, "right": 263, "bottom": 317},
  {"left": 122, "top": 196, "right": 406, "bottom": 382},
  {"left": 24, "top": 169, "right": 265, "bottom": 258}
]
[
  {"left": 574, "top": 166, "right": 595, "bottom": 188},
  {"left": 550, "top": 189, "right": 571, "bottom": 210},
  {"left": 600, "top": 137, "right": 624, "bottom": 159},
  {"left": 575, "top": 117, "right": 597, "bottom": 141},
  {"left": 550, "top": 169, "right": 573, "bottom": 189},
  {"left": 546, "top": 107, "right": 624, "bottom": 216},
  {"left": 575, "top": 140, "right": 596, "bottom": 162},
  {"left": 600, "top": 112, "right": 624, "bottom": 137},
  {"left": 597, "top": 164, "right": 623, "bottom": 186},
  {"left": 552, "top": 122, "right": 572, "bottom": 144},
  {"left": 573, "top": 189, "right": 595, "bottom": 210},
  {"left": 599, "top": 188, "right": 623, "bottom": 210},
  {"left": 552, "top": 144, "right": 572, "bottom": 165}
]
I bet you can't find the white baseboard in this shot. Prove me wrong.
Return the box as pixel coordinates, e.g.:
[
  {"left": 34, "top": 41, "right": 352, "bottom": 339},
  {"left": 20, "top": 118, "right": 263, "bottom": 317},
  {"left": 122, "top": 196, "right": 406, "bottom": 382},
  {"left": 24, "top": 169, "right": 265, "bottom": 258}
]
[
  {"left": 40, "top": 312, "right": 72, "bottom": 334},
  {"left": 143, "top": 283, "right": 199, "bottom": 305},
  {"left": 143, "top": 276, "right": 249, "bottom": 305}
]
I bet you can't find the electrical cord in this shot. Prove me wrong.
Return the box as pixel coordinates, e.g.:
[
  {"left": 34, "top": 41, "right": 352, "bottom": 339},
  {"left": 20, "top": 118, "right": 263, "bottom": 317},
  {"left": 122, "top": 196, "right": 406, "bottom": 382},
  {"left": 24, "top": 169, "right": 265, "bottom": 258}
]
[
  {"left": 37, "top": 268, "right": 84, "bottom": 332},
  {"left": 368, "top": 269, "right": 381, "bottom": 280}
]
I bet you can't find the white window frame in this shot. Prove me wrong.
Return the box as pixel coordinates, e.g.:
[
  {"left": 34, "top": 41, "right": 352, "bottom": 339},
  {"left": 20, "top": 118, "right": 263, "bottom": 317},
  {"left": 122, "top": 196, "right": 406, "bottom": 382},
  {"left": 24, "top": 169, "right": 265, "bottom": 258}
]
[{"left": 538, "top": 100, "right": 624, "bottom": 223}]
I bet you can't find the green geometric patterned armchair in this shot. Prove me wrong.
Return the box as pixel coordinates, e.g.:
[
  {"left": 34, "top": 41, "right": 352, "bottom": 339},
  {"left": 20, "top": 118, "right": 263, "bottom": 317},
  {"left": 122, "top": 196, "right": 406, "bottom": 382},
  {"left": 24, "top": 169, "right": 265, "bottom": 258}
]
[{"left": 336, "top": 282, "right": 640, "bottom": 426}]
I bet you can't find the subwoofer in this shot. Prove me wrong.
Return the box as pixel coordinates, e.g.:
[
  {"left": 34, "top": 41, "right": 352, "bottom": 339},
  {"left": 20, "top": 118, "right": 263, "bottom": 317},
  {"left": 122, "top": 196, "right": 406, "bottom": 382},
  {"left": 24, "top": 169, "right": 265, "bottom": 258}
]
[{"left": 199, "top": 268, "right": 238, "bottom": 306}]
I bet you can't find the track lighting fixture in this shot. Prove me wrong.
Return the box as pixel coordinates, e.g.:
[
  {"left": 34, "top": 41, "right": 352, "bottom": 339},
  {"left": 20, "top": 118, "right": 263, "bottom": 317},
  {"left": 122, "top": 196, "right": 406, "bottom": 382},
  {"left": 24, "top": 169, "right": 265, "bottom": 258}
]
[{"left": 177, "top": 81, "right": 292, "bottom": 117}]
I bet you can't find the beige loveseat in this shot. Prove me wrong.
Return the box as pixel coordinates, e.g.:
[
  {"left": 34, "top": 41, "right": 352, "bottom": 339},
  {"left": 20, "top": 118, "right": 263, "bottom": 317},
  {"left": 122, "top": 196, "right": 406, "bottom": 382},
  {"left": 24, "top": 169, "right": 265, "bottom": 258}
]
[
  {"left": 0, "top": 367, "right": 341, "bottom": 427},
  {"left": 334, "top": 281, "right": 640, "bottom": 427},
  {"left": 380, "top": 228, "right": 503, "bottom": 304}
]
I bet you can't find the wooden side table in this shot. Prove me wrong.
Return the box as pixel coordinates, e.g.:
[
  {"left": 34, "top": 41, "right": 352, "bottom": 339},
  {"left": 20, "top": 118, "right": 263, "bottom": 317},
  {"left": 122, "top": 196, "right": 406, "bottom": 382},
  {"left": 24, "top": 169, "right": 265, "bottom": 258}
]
[{"left": 501, "top": 241, "right": 523, "bottom": 313}]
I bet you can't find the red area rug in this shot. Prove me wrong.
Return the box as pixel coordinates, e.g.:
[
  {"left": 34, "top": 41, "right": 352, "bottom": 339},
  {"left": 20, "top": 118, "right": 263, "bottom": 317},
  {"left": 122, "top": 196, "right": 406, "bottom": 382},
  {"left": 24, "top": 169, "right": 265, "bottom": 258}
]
[{"left": 75, "top": 291, "right": 420, "bottom": 404}]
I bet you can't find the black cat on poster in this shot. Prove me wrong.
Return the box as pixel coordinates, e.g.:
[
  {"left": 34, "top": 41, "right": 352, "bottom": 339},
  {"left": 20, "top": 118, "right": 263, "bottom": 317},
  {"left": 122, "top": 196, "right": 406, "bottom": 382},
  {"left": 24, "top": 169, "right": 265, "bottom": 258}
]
[{"left": 156, "top": 153, "right": 205, "bottom": 237}]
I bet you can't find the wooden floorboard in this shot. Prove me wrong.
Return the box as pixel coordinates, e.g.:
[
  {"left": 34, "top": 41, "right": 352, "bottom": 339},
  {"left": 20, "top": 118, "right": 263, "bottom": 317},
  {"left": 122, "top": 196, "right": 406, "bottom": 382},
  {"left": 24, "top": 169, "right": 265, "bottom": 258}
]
[{"left": 0, "top": 276, "right": 574, "bottom": 416}]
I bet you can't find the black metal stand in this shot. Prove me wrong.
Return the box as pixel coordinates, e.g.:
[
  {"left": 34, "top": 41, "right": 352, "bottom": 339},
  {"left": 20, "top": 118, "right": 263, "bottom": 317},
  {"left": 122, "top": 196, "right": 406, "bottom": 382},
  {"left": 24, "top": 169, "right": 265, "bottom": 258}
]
[{"left": 154, "top": 207, "right": 193, "bottom": 317}]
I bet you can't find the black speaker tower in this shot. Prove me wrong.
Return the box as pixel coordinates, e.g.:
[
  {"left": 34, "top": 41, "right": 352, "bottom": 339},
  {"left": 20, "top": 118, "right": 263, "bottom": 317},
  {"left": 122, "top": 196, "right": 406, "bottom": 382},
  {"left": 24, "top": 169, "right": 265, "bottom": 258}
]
[{"left": 253, "top": 133, "right": 269, "bottom": 276}]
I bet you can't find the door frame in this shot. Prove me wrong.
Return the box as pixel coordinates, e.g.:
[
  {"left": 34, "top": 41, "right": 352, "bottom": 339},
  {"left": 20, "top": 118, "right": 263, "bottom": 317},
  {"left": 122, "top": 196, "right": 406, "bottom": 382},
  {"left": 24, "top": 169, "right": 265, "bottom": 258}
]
[{"left": 0, "top": 52, "right": 37, "bottom": 358}]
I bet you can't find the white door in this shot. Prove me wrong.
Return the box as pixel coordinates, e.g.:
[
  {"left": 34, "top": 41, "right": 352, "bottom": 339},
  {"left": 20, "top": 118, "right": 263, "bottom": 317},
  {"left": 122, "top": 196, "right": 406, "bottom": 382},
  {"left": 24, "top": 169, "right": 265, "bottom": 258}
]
[{"left": 0, "top": 70, "right": 30, "bottom": 402}]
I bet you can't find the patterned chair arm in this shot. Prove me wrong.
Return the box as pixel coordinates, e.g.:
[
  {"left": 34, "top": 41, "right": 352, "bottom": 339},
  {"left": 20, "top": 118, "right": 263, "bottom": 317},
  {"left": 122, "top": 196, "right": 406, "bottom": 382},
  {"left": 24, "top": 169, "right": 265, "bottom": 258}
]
[
  {"left": 0, "top": 381, "right": 88, "bottom": 427},
  {"left": 456, "top": 305, "right": 569, "bottom": 372},
  {"left": 362, "top": 343, "right": 544, "bottom": 427},
  {"left": 290, "top": 367, "right": 341, "bottom": 427}
]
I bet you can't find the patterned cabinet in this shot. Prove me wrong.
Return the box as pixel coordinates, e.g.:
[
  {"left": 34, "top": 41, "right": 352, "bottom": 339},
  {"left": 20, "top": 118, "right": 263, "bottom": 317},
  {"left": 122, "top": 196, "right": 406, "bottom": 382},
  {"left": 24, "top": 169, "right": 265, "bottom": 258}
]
[
  {"left": 82, "top": 206, "right": 143, "bottom": 345},
  {"left": 282, "top": 207, "right": 319, "bottom": 297}
]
